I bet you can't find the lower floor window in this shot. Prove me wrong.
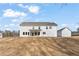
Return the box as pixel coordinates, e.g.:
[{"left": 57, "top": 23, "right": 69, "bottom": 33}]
[
  {"left": 23, "top": 32, "right": 25, "bottom": 35},
  {"left": 23, "top": 32, "right": 29, "bottom": 35},
  {"left": 26, "top": 32, "right": 27, "bottom": 35},
  {"left": 23, "top": 32, "right": 41, "bottom": 36},
  {"left": 35, "top": 32, "right": 37, "bottom": 35},
  {"left": 28, "top": 32, "right": 29, "bottom": 35},
  {"left": 38, "top": 32, "right": 40, "bottom": 35}
]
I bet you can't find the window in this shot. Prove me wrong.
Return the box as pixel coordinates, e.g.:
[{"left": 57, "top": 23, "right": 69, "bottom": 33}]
[
  {"left": 28, "top": 32, "right": 29, "bottom": 35},
  {"left": 38, "top": 32, "right": 40, "bottom": 35},
  {"left": 35, "top": 32, "right": 37, "bottom": 35},
  {"left": 32, "top": 33, "right": 34, "bottom": 36},
  {"left": 46, "top": 26, "right": 48, "bottom": 29},
  {"left": 43, "top": 32, "right": 46, "bottom": 35},
  {"left": 38, "top": 26, "right": 40, "bottom": 29},
  {"left": 49, "top": 26, "right": 52, "bottom": 29},
  {"left": 23, "top": 32, "right": 25, "bottom": 35},
  {"left": 26, "top": 32, "right": 27, "bottom": 35},
  {"left": 33, "top": 26, "right": 34, "bottom": 29},
  {"left": 23, "top": 32, "right": 29, "bottom": 35}
]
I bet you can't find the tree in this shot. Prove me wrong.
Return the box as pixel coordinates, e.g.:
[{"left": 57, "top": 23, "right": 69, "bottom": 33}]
[{"left": 3, "top": 30, "right": 19, "bottom": 37}]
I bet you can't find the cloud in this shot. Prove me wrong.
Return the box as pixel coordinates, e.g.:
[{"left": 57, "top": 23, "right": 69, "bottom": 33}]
[
  {"left": 18, "top": 4, "right": 28, "bottom": 8},
  {"left": 12, "top": 19, "right": 18, "bottom": 22},
  {"left": 4, "top": 24, "right": 11, "bottom": 30},
  {"left": 4, "top": 24, "right": 14, "bottom": 28},
  {"left": 9, "top": 24, "right": 15, "bottom": 26},
  {"left": 61, "top": 24, "right": 68, "bottom": 27},
  {"left": 4, "top": 24, "right": 17, "bottom": 31},
  {"left": 5, "top": 27, "right": 11, "bottom": 31},
  {"left": 75, "top": 25, "right": 79, "bottom": 28},
  {"left": 4, "top": 25, "right": 9, "bottom": 27},
  {"left": 0, "top": 25, "right": 1, "bottom": 27},
  {"left": 18, "top": 4, "right": 40, "bottom": 14},
  {"left": 3, "top": 9, "right": 27, "bottom": 17},
  {"left": 28, "top": 6, "right": 40, "bottom": 14}
]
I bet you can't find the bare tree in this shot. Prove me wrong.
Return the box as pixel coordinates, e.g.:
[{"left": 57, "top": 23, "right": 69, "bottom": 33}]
[{"left": 3, "top": 30, "right": 19, "bottom": 37}]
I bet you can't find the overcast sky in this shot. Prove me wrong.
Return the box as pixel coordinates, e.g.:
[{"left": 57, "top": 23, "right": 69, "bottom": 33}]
[{"left": 0, "top": 3, "right": 79, "bottom": 31}]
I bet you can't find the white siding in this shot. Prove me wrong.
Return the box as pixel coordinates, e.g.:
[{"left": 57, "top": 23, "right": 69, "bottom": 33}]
[
  {"left": 20, "top": 26, "right": 58, "bottom": 37},
  {"left": 34, "top": 26, "right": 39, "bottom": 29},
  {"left": 40, "top": 26, "right": 57, "bottom": 37},
  {"left": 62, "top": 29, "right": 71, "bottom": 37},
  {"left": 0, "top": 33, "right": 2, "bottom": 38},
  {"left": 20, "top": 26, "right": 32, "bottom": 37}
]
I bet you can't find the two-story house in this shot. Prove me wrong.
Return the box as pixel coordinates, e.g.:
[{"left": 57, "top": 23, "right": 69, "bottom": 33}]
[{"left": 20, "top": 22, "right": 58, "bottom": 37}]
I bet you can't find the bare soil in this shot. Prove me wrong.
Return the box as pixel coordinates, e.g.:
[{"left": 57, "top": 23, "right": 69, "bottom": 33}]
[{"left": 0, "top": 37, "right": 79, "bottom": 56}]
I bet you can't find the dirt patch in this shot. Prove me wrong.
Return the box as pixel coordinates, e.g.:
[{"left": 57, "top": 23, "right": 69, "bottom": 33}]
[{"left": 0, "top": 37, "right": 79, "bottom": 56}]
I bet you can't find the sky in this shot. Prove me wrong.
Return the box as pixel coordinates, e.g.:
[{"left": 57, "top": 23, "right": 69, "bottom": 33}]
[{"left": 0, "top": 3, "right": 79, "bottom": 31}]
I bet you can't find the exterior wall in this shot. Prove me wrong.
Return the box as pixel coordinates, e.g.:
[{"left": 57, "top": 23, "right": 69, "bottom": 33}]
[
  {"left": 20, "top": 25, "right": 71, "bottom": 37},
  {"left": 40, "top": 26, "right": 57, "bottom": 37},
  {"left": 62, "top": 29, "right": 71, "bottom": 37},
  {"left": 20, "top": 26, "right": 58, "bottom": 37},
  {"left": 20, "top": 26, "right": 32, "bottom": 37},
  {"left": 57, "top": 31, "right": 62, "bottom": 37},
  {"left": 0, "top": 33, "right": 2, "bottom": 38},
  {"left": 34, "top": 26, "right": 39, "bottom": 29}
]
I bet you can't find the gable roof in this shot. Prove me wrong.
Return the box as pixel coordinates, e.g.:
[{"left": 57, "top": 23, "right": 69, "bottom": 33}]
[
  {"left": 20, "top": 22, "right": 58, "bottom": 26},
  {"left": 58, "top": 27, "right": 71, "bottom": 32}
]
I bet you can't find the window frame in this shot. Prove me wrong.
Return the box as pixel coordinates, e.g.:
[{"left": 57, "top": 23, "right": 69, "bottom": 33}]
[
  {"left": 26, "top": 32, "right": 27, "bottom": 35},
  {"left": 43, "top": 32, "right": 46, "bottom": 35},
  {"left": 38, "top": 26, "right": 40, "bottom": 29},
  {"left": 28, "top": 32, "right": 29, "bottom": 35},
  {"left": 23, "top": 32, "right": 25, "bottom": 35},
  {"left": 38, "top": 32, "right": 40, "bottom": 35},
  {"left": 46, "top": 26, "right": 48, "bottom": 29},
  {"left": 49, "top": 26, "right": 52, "bottom": 29}
]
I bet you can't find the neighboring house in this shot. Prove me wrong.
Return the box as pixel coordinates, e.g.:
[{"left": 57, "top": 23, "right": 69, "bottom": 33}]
[
  {"left": 0, "top": 31, "right": 3, "bottom": 38},
  {"left": 57, "top": 27, "right": 71, "bottom": 37},
  {"left": 20, "top": 22, "right": 58, "bottom": 37}
]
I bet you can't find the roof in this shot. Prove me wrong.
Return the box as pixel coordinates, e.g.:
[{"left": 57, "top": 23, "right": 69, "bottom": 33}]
[
  {"left": 58, "top": 27, "right": 71, "bottom": 32},
  {"left": 20, "top": 22, "right": 58, "bottom": 26}
]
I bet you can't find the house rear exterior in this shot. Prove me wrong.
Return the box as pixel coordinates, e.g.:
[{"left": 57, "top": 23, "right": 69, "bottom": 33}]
[
  {"left": 20, "top": 22, "right": 58, "bottom": 37},
  {"left": 57, "top": 27, "right": 71, "bottom": 37}
]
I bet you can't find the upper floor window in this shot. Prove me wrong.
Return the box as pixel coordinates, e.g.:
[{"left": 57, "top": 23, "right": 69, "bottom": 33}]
[
  {"left": 38, "top": 26, "right": 40, "bottom": 29},
  {"left": 43, "top": 32, "right": 46, "bottom": 35},
  {"left": 33, "top": 26, "right": 34, "bottom": 29},
  {"left": 46, "top": 26, "right": 48, "bottom": 29},
  {"left": 49, "top": 26, "right": 52, "bottom": 29}
]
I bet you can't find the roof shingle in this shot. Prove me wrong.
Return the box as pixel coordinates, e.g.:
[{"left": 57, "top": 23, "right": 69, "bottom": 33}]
[{"left": 20, "top": 22, "right": 58, "bottom": 26}]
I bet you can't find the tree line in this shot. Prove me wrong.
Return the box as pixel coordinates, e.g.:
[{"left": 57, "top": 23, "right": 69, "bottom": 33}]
[{"left": 0, "top": 30, "right": 20, "bottom": 37}]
